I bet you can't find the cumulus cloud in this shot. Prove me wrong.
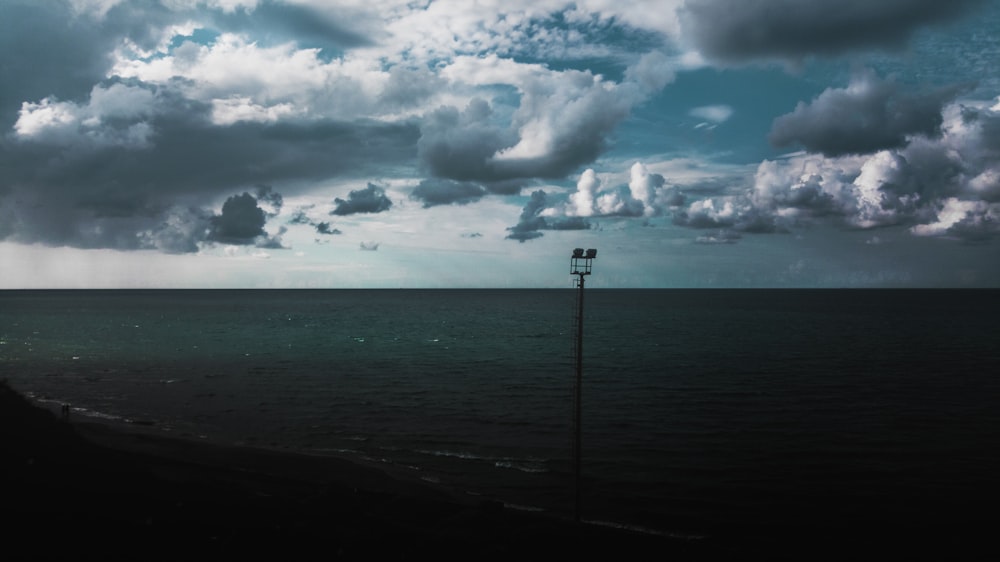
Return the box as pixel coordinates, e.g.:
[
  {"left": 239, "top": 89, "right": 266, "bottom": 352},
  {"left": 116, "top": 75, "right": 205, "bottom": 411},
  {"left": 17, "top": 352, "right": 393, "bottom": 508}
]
[
  {"left": 140, "top": 206, "right": 212, "bottom": 254},
  {"left": 664, "top": 97, "right": 1000, "bottom": 243},
  {"left": 314, "top": 222, "right": 342, "bottom": 235},
  {"left": 563, "top": 166, "right": 675, "bottom": 219},
  {"left": 13, "top": 83, "right": 159, "bottom": 149},
  {"left": 680, "top": 0, "right": 985, "bottom": 63},
  {"left": 911, "top": 198, "right": 999, "bottom": 241},
  {"left": 420, "top": 52, "right": 675, "bottom": 183},
  {"left": 331, "top": 183, "right": 393, "bottom": 216},
  {"left": 286, "top": 206, "right": 342, "bottom": 235},
  {"left": 505, "top": 164, "right": 686, "bottom": 241},
  {"left": 769, "top": 70, "right": 971, "bottom": 156},
  {"left": 411, "top": 179, "right": 488, "bottom": 208},
  {"left": 567, "top": 169, "right": 600, "bottom": 217},
  {"left": 137, "top": 188, "right": 286, "bottom": 253},
  {"left": 628, "top": 162, "right": 667, "bottom": 215},
  {"left": 208, "top": 1, "right": 373, "bottom": 53},
  {"left": 0, "top": 1, "right": 687, "bottom": 255},
  {"left": 208, "top": 192, "right": 266, "bottom": 244},
  {"left": 6, "top": 0, "right": 995, "bottom": 267},
  {"left": 506, "top": 190, "right": 591, "bottom": 242}
]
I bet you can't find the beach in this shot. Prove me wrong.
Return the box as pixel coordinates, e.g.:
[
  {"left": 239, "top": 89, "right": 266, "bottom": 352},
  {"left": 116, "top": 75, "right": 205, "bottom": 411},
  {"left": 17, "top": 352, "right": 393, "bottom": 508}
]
[{"left": 3, "top": 380, "right": 717, "bottom": 560}]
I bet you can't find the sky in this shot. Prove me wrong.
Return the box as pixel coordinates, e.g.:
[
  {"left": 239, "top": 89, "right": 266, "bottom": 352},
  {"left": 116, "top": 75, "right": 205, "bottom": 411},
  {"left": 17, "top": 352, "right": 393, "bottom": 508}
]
[{"left": 2, "top": 0, "right": 1000, "bottom": 288}]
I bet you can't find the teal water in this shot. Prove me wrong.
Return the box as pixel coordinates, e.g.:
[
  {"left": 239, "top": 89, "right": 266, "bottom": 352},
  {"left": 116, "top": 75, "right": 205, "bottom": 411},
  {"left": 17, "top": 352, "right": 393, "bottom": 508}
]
[{"left": 2, "top": 289, "right": 999, "bottom": 547}]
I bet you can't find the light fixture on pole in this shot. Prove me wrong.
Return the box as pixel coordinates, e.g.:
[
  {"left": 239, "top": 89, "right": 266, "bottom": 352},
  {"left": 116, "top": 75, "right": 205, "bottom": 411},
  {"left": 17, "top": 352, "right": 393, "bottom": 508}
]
[{"left": 570, "top": 247, "right": 596, "bottom": 523}]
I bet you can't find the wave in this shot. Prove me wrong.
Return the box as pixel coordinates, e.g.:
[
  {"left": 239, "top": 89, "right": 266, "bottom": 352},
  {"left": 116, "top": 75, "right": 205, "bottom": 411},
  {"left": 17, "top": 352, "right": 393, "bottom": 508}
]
[
  {"left": 502, "top": 502, "right": 546, "bottom": 512},
  {"left": 27, "top": 394, "right": 129, "bottom": 423},
  {"left": 494, "top": 460, "right": 548, "bottom": 473},
  {"left": 413, "top": 448, "right": 550, "bottom": 473},
  {"left": 585, "top": 519, "right": 708, "bottom": 541},
  {"left": 415, "top": 449, "right": 483, "bottom": 460}
]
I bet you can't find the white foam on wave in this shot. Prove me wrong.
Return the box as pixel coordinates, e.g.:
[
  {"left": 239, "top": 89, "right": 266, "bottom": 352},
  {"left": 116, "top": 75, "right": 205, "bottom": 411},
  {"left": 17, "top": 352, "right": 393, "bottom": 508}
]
[
  {"left": 585, "top": 519, "right": 708, "bottom": 541},
  {"left": 76, "top": 408, "right": 125, "bottom": 422},
  {"left": 415, "top": 449, "right": 483, "bottom": 460},
  {"left": 503, "top": 502, "right": 546, "bottom": 512},
  {"left": 494, "top": 460, "right": 548, "bottom": 473}
]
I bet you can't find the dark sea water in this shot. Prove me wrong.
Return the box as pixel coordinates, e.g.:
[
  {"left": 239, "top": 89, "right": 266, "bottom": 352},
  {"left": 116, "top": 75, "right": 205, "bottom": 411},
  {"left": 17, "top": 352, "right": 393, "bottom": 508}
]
[{"left": 3, "top": 289, "right": 1000, "bottom": 550}]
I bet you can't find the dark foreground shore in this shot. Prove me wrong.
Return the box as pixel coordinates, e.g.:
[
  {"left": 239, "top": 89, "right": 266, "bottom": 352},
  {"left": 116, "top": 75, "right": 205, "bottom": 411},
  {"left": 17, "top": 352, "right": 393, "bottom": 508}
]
[
  {"left": 2, "top": 380, "right": 722, "bottom": 560},
  {"left": 5, "top": 379, "right": 997, "bottom": 561}
]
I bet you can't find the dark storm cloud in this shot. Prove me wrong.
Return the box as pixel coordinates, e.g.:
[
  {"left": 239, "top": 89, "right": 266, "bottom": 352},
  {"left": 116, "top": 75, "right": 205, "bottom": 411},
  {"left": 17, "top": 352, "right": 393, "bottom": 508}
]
[
  {"left": 769, "top": 71, "right": 970, "bottom": 157},
  {"left": 286, "top": 206, "right": 342, "bottom": 235},
  {"left": 680, "top": 0, "right": 986, "bottom": 62},
  {"left": 966, "top": 107, "right": 1000, "bottom": 164},
  {"left": 0, "top": 97, "right": 417, "bottom": 249},
  {"left": 0, "top": 0, "right": 179, "bottom": 127},
  {"left": 288, "top": 208, "right": 314, "bottom": 225},
  {"left": 142, "top": 206, "right": 212, "bottom": 254},
  {"left": 142, "top": 188, "right": 287, "bottom": 253},
  {"left": 411, "top": 179, "right": 488, "bottom": 207},
  {"left": 208, "top": 192, "right": 266, "bottom": 244},
  {"left": 315, "top": 222, "right": 342, "bottom": 235},
  {"left": 255, "top": 185, "right": 283, "bottom": 217},
  {"left": 505, "top": 190, "right": 591, "bottom": 242},
  {"left": 331, "top": 183, "right": 393, "bottom": 215},
  {"left": 212, "top": 1, "right": 372, "bottom": 53},
  {"left": 417, "top": 83, "right": 633, "bottom": 182},
  {"left": 0, "top": 1, "right": 419, "bottom": 253},
  {"left": 202, "top": 191, "right": 290, "bottom": 248},
  {"left": 417, "top": 100, "right": 518, "bottom": 182}
]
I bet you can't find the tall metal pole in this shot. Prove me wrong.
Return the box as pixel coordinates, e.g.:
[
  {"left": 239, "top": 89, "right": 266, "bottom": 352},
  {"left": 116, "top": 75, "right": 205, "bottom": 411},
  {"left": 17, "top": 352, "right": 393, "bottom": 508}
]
[
  {"left": 569, "top": 248, "right": 595, "bottom": 524},
  {"left": 574, "top": 271, "right": 584, "bottom": 523}
]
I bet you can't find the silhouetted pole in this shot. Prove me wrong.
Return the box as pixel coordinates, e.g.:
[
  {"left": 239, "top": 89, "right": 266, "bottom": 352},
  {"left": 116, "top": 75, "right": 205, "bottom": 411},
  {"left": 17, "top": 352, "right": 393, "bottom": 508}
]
[
  {"left": 574, "top": 272, "right": 584, "bottom": 522},
  {"left": 570, "top": 248, "right": 596, "bottom": 523}
]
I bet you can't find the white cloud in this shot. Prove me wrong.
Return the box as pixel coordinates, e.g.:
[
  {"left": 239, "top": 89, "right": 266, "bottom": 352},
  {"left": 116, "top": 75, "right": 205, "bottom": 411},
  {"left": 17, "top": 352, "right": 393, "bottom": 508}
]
[
  {"left": 371, "top": 0, "right": 685, "bottom": 64},
  {"left": 67, "top": 0, "right": 128, "bottom": 18},
  {"left": 111, "top": 33, "right": 397, "bottom": 123},
  {"left": 568, "top": 169, "right": 600, "bottom": 217},
  {"left": 683, "top": 97, "right": 1000, "bottom": 241},
  {"left": 13, "top": 84, "right": 158, "bottom": 148},
  {"left": 14, "top": 98, "right": 78, "bottom": 138},
  {"left": 685, "top": 197, "right": 739, "bottom": 225},
  {"left": 210, "top": 96, "right": 296, "bottom": 125},
  {"left": 689, "top": 104, "right": 733, "bottom": 123},
  {"left": 910, "top": 198, "right": 999, "bottom": 238},
  {"left": 628, "top": 162, "right": 658, "bottom": 212},
  {"left": 161, "top": 0, "right": 260, "bottom": 12}
]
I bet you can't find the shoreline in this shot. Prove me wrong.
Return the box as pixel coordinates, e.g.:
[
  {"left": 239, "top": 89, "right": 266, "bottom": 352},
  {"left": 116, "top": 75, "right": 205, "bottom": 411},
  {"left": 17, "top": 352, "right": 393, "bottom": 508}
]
[
  {"left": 6, "top": 379, "right": 997, "bottom": 559},
  {"left": 2, "top": 380, "right": 718, "bottom": 560}
]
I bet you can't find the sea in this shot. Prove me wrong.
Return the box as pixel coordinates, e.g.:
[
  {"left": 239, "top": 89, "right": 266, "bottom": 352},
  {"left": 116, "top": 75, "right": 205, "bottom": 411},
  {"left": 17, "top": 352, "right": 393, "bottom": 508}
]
[{"left": 3, "top": 289, "right": 1000, "bottom": 551}]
